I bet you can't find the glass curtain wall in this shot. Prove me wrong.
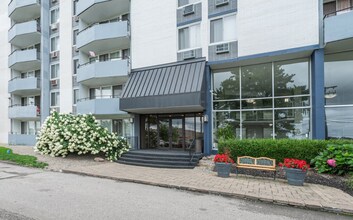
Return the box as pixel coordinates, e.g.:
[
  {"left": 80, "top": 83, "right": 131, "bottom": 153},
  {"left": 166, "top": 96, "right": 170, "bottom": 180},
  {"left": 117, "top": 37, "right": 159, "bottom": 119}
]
[
  {"left": 212, "top": 58, "right": 310, "bottom": 147},
  {"left": 325, "top": 51, "right": 353, "bottom": 139}
]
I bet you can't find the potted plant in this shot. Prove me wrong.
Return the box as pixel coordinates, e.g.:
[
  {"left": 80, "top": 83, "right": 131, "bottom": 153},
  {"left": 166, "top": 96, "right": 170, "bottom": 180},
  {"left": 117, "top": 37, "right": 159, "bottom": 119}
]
[
  {"left": 214, "top": 153, "right": 234, "bottom": 178},
  {"left": 279, "top": 158, "right": 310, "bottom": 186}
]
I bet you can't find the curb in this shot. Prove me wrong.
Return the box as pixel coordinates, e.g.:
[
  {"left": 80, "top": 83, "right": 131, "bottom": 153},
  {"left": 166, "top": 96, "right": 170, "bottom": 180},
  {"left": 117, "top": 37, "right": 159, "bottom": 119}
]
[{"left": 62, "top": 169, "right": 353, "bottom": 216}]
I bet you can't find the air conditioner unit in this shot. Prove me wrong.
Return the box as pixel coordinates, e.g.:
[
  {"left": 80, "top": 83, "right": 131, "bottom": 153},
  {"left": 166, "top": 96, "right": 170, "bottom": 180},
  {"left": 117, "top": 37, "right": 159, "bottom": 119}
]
[
  {"left": 216, "top": 43, "right": 230, "bottom": 54},
  {"left": 182, "top": 50, "right": 195, "bottom": 60},
  {"left": 73, "top": 46, "right": 79, "bottom": 53},
  {"left": 215, "top": 0, "right": 229, "bottom": 7},
  {"left": 183, "top": 4, "right": 195, "bottom": 16},
  {"left": 51, "top": 51, "right": 59, "bottom": 58},
  {"left": 51, "top": 79, "right": 58, "bottom": 86},
  {"left": 51, "top": 23, "right": 59, "bottom": 31},
  {"left": 74, "top": 16, "right": 79, "bottom": 22}
]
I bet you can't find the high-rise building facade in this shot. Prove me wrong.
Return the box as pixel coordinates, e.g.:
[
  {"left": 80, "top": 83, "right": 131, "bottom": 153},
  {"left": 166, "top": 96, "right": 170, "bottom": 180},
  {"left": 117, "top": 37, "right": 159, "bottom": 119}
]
[{"left": 1, "top": 0, "right": 353, "bottom": 156}]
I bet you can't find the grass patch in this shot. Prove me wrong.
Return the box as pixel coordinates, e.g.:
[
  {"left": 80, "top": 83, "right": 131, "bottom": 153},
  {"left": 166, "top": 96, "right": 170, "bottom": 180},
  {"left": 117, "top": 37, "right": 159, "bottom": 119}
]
[{"left": 0, "top": 146, "right": 47, "bottom": 168}]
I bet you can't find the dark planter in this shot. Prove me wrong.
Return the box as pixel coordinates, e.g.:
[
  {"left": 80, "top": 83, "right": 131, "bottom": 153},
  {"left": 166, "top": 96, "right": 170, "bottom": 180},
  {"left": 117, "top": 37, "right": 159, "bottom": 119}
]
[
  {"left": 285, "top": 168, "right": 307, "bottom": 186},
  {"left": 215, "top": 162, "right": 232, "bottom": 178}
]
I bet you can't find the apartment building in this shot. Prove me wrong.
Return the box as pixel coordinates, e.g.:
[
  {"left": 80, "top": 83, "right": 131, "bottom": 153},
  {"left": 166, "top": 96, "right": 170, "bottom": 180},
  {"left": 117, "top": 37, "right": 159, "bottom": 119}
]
[
  {"left": 1, "top": 0, "right": 352, "bottom": 156},
  {"left": 2, "top": 0, "right": 133, "bottom": 146}
]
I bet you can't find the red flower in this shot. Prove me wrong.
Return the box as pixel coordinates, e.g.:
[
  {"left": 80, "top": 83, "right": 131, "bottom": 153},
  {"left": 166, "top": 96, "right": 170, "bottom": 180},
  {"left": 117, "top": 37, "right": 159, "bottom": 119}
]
[
  {"left": 279, "top": 158, "right": 309, "bottom": 171},
  {"left": 214, "top": 153, "right": 234, "bottom": 164}
]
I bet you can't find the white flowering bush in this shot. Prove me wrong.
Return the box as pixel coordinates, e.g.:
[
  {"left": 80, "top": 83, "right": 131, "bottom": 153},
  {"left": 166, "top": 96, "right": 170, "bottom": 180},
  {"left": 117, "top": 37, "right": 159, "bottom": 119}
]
[{"left": 35, "top": 111, "right": 129, "bottom": 161}]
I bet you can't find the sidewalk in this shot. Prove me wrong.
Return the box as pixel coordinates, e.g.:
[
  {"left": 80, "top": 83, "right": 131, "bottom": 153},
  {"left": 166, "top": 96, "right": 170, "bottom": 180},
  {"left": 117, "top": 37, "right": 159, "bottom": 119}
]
[{"left": 6, "top": 145, "right": 353, "bottom": 216}]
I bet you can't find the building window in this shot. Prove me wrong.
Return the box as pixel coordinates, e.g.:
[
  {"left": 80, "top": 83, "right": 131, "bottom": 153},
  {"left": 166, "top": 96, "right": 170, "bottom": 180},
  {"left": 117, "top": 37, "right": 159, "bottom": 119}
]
[
  {"left": 178, "top": 0, "right": 199, "bottom": 7},
  {"left": 178, "top": 24, "right": 200, "bottom": 50},
  {"left": 113, "top": 85, "right": 123, "bottom": 97},
  {"left": 73, "top": 29, "right": 78, "bottom": 45},
  {"left": 73, "top": 0, "right": 78, "bottom": 15},
  {"left": 20, "top": 121, "right": 41, "bottom": 135},
  {"left": 73, "top": 89, "right": 79, "bottom": 105},
  {"left": 51, "top": 36, "right": 59, "bottom": 52},
  {"left": 73, "top": 59, "right": 79, "bottom": 75},
  {"left": 325, "top": 51, "right": 353, "bottom": 139},
  {"left": 51, "top": 64, "right": 60, "bottom": 79},
  {"left": 51, "top": 92, "right": 60, "bottom": 106},
  {"left": 210, "top": 15, "right": 237, "bottom": 44},
  {"left": 51, "top": 8, "right": 60, "bottom": 24},
  {"left": 212, "top": 58, "right": 310, "bottom": 145}
]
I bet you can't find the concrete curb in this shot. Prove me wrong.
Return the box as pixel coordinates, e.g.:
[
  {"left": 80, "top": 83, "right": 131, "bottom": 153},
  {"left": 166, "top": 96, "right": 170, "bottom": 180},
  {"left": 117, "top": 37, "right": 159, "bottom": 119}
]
[{"left": 62, "top": 169, "right": 353, "bottom": 216}]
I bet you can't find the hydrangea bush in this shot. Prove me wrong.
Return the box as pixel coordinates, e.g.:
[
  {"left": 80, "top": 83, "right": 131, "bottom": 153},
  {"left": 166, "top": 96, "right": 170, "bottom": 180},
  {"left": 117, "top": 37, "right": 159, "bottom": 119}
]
[{"left": 35, "top": 111, "right": 129, "bottom": 161}]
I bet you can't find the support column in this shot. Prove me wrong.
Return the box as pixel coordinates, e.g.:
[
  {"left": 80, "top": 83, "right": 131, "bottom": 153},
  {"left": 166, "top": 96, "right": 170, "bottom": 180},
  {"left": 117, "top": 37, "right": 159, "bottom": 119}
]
[
  {"left": 311, "top": 49, "right": 326, "bottom": 139},
  {"left": 203, "top": 65, "right": 213, "bottom": 155},
  {"left": 40, "top": 1, "right": 50, "bottom": 123},
  {"left": 133, "top": 114, "right": 140, "bottom": 149}
]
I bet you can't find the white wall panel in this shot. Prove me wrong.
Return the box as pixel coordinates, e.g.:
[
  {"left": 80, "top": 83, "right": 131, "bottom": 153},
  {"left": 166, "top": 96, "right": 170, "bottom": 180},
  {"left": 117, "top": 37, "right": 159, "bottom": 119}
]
[{"left": 237, "top": 0, "right": 319, "bottom": 57}]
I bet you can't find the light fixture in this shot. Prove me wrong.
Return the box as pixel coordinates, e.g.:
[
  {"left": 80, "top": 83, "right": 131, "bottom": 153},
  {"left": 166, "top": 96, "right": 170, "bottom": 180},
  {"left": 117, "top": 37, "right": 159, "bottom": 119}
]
[
  {"left": 204, "top": 114, "right": 208, "bottom": 123},
  {"left": 129, "top": 118, "right": 134, "bottom": 124}
]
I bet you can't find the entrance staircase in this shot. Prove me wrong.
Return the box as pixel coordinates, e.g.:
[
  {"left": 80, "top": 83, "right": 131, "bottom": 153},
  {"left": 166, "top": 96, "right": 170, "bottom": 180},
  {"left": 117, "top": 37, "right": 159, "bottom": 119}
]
[{"left": 117, "top": 150, "right": 203, "bottom": 169}]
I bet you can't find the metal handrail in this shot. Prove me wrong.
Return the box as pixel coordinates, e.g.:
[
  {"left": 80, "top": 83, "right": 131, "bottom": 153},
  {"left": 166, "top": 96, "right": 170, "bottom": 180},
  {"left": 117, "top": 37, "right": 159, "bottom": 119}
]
[
  {"left": 77, "top": 95, "right": 120, "bottom": 102},
  {"left": 78, "top": 18, "right": 129, "bottom": 35},
  {"left": 324, "top": 6, "right": 353, "bottom": 18},
  {"left": 9, "top": 76, "right": 40, "bottom": 82},
  {"left": 78, "top": 56, "right": 129, "bottom": 68},
  {"left": 9, "top": 104, "right": 39, "bottom": 108}
]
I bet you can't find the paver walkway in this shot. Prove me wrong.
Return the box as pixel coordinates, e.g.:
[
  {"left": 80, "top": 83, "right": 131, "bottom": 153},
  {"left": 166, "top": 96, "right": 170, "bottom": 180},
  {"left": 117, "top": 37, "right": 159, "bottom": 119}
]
[{"left": 4, "top": 145, "right": 353, "bottom": 215}]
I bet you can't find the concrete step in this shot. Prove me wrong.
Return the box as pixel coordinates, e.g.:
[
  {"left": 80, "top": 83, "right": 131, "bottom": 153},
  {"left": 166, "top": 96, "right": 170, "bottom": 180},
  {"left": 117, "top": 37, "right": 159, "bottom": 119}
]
[{"left": 117, "top": 160, "right": 195, "bottom": 169}]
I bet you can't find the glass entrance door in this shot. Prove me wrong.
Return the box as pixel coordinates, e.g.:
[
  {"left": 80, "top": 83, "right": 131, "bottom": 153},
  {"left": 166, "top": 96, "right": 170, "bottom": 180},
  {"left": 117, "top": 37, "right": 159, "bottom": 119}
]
[
  {"left": 158, "top": 117, "right": 184, "bottom": 149},
  {"left": 144, "top": 114, "right": 204, "bottom": 151}
]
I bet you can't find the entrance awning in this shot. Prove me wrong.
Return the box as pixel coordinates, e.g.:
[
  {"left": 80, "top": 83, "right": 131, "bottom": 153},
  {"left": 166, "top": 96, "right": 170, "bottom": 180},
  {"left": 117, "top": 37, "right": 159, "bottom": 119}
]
[{"left": 120, "top": 59, "right": 206, "bottom": 114}]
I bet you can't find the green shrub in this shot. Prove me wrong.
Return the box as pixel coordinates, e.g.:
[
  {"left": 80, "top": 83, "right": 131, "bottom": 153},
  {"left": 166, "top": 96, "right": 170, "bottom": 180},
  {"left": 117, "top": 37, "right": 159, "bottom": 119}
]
[
  {"left": 311, "top": 144, "right": 353, "bottom": 175},
  {"left": 35, "top": 111, "right": 129, "bottom": 161},
  {"left": 218, "top": 139, "right": 353, "bottom": 164}
]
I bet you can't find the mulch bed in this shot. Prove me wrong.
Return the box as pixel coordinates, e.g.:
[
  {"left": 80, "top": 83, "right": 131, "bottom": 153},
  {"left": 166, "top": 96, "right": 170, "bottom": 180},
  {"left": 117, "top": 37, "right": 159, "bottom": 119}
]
[{"left": 234, "top": 167, "right": 353, "bottom": 196}]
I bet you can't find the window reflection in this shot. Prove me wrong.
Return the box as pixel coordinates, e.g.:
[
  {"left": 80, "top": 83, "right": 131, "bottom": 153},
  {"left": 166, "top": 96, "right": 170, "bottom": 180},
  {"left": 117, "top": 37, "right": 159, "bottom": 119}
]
[
  {"left": 275, "top": 109, "right": 310, "bottom": 139},
  {"left": 326, "top": 107, "right": 353, "bottom": 139},
  {"left": 241, "top": 63, "right": 272, "bottom": 98}
]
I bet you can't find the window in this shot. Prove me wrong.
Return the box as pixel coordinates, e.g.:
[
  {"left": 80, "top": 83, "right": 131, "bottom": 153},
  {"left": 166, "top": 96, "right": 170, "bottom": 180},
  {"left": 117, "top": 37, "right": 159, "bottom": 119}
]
[
  {"left": 73, "top": 59, "right": 79, "bottom": 75},
  {"left": 113, "top": 85, "right": 123, "bottom": 97},
  {"left": 178, "top": 24, "right": 200, "bottom": 50},
  {"left": 51, "top": 8, "right": 60, "bottom": 24},
  {"left": 51, "top": 92, "right": 60, "bottom": 106},
  {"left": 51, "top": 36, "right": 59, "bottom": 52},
  {"left": 212, "top": 58, "right": 311, "bottom": 143},
  {"left": 73, "top": 0, "right": 78, "bottom": 15},
  {"left": 73, "top": 29, "right": 78, "bottom": 45},
  {"left": 73, "top": 89, "right": 79, "bottom": 105},
  {"left": 20, "top": 121, "right": 41, "bottom": 135},
  {"left": 51, "top": 64, "right": 60, "bottom": 79},
  {"left": 110, "top": 51, "right": 120, "bottom": 60},
  {"left": 89, "top": 87, "right": 112, "bottom": 99},
  {"left": 210, "top": 15, "right": 237, "bottom": 44},
  {"left": 99, "top": 54, "right": 109, "bottom": 62}
]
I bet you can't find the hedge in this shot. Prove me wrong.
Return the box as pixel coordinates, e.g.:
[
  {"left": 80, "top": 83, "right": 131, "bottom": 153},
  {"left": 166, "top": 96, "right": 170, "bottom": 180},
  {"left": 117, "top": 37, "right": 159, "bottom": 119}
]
[{"left": 218, "top": 139, "right": 353, "bottom": 164}]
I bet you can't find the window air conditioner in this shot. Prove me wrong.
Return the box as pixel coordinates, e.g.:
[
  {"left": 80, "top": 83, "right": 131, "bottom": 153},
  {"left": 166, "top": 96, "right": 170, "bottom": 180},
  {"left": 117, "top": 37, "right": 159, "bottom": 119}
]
[
  {"left": 215, "top": 0, "right": 229, "bottom": 7},
  {"left": 215, "top": 43, "right": 230, "bottom": 54},
  {"left": 51, "top": 23, "right": 59, "bottom": 31},
  {"left": 51, "top": 79, "right": 58, "bottom": 86},
  {"left": 51, "top": 51, "right": 59, "bottom": 59},
  {"left": 183, "top": 4, "right": 195, "bottom": 16},
  {"left": 182, "top": 50, "right": 195, "bottom": 60}
]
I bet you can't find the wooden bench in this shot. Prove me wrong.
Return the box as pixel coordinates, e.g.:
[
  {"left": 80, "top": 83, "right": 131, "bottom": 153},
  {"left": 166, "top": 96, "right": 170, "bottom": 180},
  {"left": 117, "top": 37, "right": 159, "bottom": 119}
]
[{"left": 235, "top": 156, "right": 277, "bottom": 180}]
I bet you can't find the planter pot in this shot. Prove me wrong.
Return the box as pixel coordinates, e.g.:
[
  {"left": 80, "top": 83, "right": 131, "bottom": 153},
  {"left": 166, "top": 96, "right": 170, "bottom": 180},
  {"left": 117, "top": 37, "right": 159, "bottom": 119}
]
[
  {"left": 285, "top": 168, "right": 307, "bottom": 186},
  {"left": 215, "top": 162, "right": 231, "bottom": 178}
]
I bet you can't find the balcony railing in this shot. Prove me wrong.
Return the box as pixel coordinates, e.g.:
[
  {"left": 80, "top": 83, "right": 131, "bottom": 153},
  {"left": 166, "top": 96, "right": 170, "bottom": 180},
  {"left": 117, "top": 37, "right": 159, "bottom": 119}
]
[
  {"left": 324, "top": 6, "right": 353, "bottom": 18},
  {"left": 78, "top": 95, "right": 120, "bottom": 103}
]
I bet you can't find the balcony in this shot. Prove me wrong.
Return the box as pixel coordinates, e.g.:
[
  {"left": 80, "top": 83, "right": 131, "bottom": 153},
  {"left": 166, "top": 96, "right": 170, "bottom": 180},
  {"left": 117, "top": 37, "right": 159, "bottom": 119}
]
[
  {"left": 77, "top": 59, "right": 129, "bottom": 86},
  {"left": 8, "top": 49, "right": 40, "bottom": 71},
  {"left": 8, "top": 0, "right": 41, "bottom": 22},
  {"left": 325, "top": 7, "right": 353, "bottom": 51},
  {"left": 77, "top": 0, "right": 129, "bottom": 24},
  {"left": 77, "top": 97, "right": 126, "bottom": 115},
  {"left": 8, "top": 20, "right": 41, "bottom": 47},
  {"left": 77, "top": 20, "right": 130, "bottom": 54},
  {"left": 8, "top": 105, "right": 40, "bottom": 120},
  {"left": 8, "top": 77, "right": 41, "bottom": 96},
  {"left": 8, "top": 133, "right": 37, "bottom": 146}
]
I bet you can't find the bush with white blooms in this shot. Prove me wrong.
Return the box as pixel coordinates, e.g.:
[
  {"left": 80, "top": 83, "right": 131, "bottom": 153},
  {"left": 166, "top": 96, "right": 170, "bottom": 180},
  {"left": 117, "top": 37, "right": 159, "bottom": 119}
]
[{"left": 35, "top": 111, "right": 129, "bottom": 161}]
